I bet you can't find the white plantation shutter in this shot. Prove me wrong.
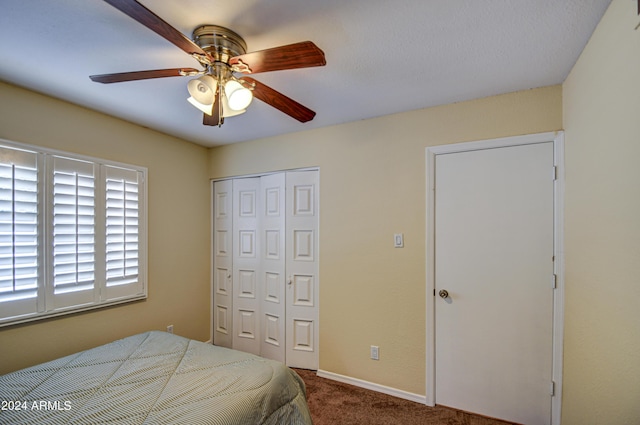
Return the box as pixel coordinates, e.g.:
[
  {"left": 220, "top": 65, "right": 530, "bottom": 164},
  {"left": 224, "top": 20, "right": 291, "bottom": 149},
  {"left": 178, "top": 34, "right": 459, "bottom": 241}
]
[
  {"left": 104, "top": 166, "right": 144, "bottom": 299},
  {"left": 0, "top": 146, "right": 40, "bottom": 319},
  {"left": 0, "top": 139, "right": 146, "bottom": 326},
  {"left": 50, "top": 156, "right": 96, "bottom": 309}
]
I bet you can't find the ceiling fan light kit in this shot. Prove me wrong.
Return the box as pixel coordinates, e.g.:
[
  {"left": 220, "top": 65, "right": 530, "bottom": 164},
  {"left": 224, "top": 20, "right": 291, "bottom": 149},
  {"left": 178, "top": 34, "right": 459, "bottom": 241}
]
[
  {"left": 91, "top": 0, "right": 326, "bottom": 128},
  {"left": 187, "top": 94, "right": 214, "bottom": 115},
  {"left": 187, "top": 75, "right": 216, "bottom": 106},
  {"left": 186, "top": 72, "right": 252, "bottom": 119},
  {"left": 224, "top": 80, "right": 253, "bottom": 111}
]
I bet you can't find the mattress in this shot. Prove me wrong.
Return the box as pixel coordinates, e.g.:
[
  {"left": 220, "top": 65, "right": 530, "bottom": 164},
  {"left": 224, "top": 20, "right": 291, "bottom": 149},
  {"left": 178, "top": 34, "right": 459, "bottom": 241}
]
[{"left": 0, "top": 331, "right": 313, "bottom": 424}]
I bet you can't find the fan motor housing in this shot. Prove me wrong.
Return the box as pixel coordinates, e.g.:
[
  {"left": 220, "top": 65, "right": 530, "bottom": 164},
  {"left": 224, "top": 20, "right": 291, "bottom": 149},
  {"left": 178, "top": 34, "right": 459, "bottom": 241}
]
[{"left": 192, "top": 25, "right": 247, "bottom": 64}]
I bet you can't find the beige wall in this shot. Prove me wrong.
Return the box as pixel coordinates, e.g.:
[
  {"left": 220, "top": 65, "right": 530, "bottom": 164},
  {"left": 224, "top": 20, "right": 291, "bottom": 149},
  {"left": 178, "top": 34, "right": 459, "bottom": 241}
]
[
  {"left": 0, "top": 82, "right": 211, "bottom": 375},
  {"left": 209, "top": 85, "right": 562, "bottom": 395},
  {"left": 562, "top": 1, "right": 640, "bottom": 423}
]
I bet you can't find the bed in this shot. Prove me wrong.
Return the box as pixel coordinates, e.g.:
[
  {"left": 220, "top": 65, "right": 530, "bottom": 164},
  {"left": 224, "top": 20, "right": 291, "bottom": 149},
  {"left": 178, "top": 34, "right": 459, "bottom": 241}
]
[{"left": 0, "top": 331, "right": 312, "bottom": 424}]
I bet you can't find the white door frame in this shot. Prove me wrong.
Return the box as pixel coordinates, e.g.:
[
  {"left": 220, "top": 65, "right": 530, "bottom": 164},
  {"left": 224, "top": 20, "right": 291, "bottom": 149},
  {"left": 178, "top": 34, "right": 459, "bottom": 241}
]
[{"left": 425, "top": 132, "right": 564, "bottom": 424}]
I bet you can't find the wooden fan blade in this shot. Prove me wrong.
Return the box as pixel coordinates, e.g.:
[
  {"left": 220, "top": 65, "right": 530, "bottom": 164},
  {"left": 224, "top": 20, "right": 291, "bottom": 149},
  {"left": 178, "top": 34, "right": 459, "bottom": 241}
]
[
  {"left": 90, "top": 68, "right": 199, "bottom": 83},
  {"left": 242, "top": 77, "right": 316, "bottom": 123},
  {"left": 230, "top": 41, "right": 326, "bottom": 74},
  {"left": 203, "top": 87, "right": 223, "bottom": 126},
  {"left": 102, "top": 0, "right": 212, "bottom": 63}
]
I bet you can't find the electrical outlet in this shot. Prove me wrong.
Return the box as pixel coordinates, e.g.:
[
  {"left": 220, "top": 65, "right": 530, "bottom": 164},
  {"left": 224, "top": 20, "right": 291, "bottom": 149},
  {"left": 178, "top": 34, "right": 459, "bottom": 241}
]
[
  {"left": 370, "top": 345, "right": 379, "bottom": 360},
  {"left": 166, "top": 324, "right": 173, "bottom": 334}
]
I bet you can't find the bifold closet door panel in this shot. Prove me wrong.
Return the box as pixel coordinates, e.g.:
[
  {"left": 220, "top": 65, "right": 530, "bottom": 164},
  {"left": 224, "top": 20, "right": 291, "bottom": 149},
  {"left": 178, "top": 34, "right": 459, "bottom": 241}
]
[
  {"left": 259, "top": 173, "right": 286, "bottom": 363},
  {"left": 232, "top": 177, "right": 261, "bottom": 356},
  {"left": 213, "top": 180, "right": 232, "bottom": 348},
  {"left": 285, "top": 170, "right": 319, "bottom": 370}
]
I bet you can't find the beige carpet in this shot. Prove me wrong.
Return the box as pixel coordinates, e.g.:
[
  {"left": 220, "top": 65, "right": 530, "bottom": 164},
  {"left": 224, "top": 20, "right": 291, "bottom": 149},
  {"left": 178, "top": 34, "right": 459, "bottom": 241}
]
[{"left": 294, "top": 369, "right": 516, "bottom": 425}]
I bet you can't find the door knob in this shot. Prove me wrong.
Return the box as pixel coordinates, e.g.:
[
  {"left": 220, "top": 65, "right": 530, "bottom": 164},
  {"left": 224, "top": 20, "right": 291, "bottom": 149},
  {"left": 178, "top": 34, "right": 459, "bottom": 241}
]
[{"left": 438, "top": 289, "right": 449, "bottom": 299}]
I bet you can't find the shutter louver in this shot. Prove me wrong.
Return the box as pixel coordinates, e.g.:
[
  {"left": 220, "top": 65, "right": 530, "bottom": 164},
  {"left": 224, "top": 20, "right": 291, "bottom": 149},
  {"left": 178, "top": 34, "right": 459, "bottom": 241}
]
[
  {"left": 52, "top": 157, "right": 95, "bottom": 295},
  {"left": 105, "top": 167, "right": 139, "bottom": 287}
]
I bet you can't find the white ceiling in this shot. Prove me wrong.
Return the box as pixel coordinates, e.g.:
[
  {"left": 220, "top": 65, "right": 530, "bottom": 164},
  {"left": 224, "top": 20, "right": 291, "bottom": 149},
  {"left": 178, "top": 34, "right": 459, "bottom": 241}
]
[{"left": 0, "top": 0, "right": 611, "bottom": 147}]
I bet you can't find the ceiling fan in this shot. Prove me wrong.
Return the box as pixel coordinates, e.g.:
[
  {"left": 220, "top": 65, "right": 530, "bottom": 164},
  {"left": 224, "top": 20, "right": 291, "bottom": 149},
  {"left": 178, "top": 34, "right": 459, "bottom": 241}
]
[{"left": 90, "top": 0, "right": 326, "bottom": 127}]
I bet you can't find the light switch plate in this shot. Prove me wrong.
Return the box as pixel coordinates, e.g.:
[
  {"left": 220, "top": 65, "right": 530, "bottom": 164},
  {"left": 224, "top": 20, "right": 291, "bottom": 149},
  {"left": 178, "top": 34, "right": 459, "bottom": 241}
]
[
  {"left": 394, "top": 233, "right": 404, "bottom": 248},
  {"left": 370, "top": 345, "right": 379, "bottom": 360}
]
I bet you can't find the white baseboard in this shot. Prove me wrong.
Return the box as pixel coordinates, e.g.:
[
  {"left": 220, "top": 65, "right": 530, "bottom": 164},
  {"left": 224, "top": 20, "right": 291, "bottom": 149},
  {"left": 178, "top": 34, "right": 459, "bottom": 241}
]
[{"left": 316, "top": 369, "right": 427, "bottom": 405}]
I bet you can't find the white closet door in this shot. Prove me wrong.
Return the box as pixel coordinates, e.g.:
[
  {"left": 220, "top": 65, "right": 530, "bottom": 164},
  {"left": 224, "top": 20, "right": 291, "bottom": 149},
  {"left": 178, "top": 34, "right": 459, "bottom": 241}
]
[
  {"left": 259, "top": 173, "right": 286, "bottom": 362},
  {"left": 232, "top": 177, "right": 261, "bottom": 355},
  {"left": 213, "top": 171, "right": 319, "bottom": 369},
  {"left": 212, "top": 180, "right": 233, "bottom": 348},
  {"left": 286, "top": 170, "right": 319, "bottom": 369}
]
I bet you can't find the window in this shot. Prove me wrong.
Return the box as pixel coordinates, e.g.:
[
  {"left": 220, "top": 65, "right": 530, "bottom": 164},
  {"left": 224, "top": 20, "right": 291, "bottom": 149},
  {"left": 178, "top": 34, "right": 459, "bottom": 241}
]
[{"left": 0, "top": 140, "right": 147, "bottom": 326}]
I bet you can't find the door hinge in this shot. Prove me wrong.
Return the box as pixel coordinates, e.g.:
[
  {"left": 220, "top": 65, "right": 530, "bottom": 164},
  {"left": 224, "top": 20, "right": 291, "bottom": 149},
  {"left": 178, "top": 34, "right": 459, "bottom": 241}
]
[
  {"left": 552, "top": 166, "right": 558, "bottom": 181},
  {"left": 550, "top": 380, "right": 556, "bottom": 396},
  {"left": 551, "top": 274, "right": 557, "bottom": 289}
]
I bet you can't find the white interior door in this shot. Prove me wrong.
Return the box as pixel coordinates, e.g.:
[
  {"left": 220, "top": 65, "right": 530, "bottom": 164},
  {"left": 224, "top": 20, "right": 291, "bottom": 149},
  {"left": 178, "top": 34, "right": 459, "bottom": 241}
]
[
  {"left": 434, "top": 142, "right": 555, "bottom": 424},
  {"left": 232, "top": 177, "right": 261, "bottom": 355},
  {"left": 212, "top": 180, "right": 233, "bottom": 347},
  {"left": 286, "top": 170, "right": 319, "bottom": 369}
]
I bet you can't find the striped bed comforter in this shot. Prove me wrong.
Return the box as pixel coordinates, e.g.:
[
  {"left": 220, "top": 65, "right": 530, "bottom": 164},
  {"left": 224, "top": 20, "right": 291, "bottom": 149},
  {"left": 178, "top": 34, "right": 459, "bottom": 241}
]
[{"left": 0, "top": 331, "right": 312, "bottom": 424}]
